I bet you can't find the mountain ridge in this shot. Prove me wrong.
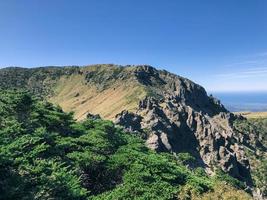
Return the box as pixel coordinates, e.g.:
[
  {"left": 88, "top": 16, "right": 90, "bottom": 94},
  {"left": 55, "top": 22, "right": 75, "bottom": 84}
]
[
  {"left": 0, "top": 64, "right": 210, "bottom": 120},
  {"left": 1, "top": 64, "right": 266, "bottom": 198}
]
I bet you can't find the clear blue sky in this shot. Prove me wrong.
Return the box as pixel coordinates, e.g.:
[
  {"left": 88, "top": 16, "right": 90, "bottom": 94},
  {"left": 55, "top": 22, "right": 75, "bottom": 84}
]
[{"left": 0, "top": 0, "right": 266, "bottom": 92}]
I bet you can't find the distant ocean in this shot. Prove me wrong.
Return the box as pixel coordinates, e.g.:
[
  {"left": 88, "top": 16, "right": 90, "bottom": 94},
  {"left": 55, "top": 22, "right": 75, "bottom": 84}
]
[{"left": 211, "top": 92, "right": 267, "bottom": 112}]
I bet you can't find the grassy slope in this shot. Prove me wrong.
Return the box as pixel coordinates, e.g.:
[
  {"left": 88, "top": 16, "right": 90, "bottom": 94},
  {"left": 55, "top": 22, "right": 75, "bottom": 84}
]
[
  {"left": 49, "top": 66, "right": 147, "bottom": 120},
  {"left": 0, "top": 65, "right": 200, "bottom": 121},
  {"left": 235, "top": 111, "right": 267, "bottom": 119}
]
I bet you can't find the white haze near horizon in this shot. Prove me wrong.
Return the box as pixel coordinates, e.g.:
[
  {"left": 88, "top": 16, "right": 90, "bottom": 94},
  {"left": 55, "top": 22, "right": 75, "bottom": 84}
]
[{"left": 177, "top": 52, "right": 267, "bottom": 93}]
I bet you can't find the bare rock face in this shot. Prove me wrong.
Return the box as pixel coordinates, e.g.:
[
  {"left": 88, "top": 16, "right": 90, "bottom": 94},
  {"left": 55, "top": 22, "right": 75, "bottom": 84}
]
[
  {"left": 116, "top": 96, "right": 251, "bottom": 184},
  {"left": 114, "top": 110, "right": 142, "bottom": 132},
  {"left": 115, "top": 66, "right": 252, "bottom": 185},
  {"left": 0, "top": 64, "right": 254, "bottom": 186}
]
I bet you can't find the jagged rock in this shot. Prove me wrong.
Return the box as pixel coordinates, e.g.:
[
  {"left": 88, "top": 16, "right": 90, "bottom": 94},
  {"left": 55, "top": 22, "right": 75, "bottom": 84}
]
[
  {"left": 146, "top": 134, "right": 160, "bottom": 150},
  {"left": 0, "top": 64, "right": 258, "bottom": 190},
  {"left": 114, "top": 110, "right": 142, "bottom": 132},
  {"left": 115, "top": 91, "right": 253, "bottom": 186}
]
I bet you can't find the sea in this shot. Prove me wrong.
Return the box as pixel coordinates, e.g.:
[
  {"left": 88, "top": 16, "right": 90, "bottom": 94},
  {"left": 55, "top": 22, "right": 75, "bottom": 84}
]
[{"left": 210, "top": 91, "right": 267, "bottom": 112}]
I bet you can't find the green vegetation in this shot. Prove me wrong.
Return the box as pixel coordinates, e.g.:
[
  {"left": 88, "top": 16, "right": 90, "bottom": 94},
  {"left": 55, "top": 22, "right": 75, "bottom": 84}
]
[
  {"left": 234, "top": 117, "right": 267, "bottom": 147},
  {"left": 0, "top": 66, "right": 79, "bottom": 97},
  {"left": 84, "top": 65, "right": 125, "bottom": 90},
  {"left": 0, "top": 90, "right": 251, "bottom": 200},
  {"left": 176, "top": 153, "right": 196, "bottom": 166},
  {"left": 234, "top": 118, "right": 267, "bottom": 197},
  {"left": 0, "top": 65, "right": 145, "bottom": 120},
  {"left": 214, "top": 170, "right": 245, "bottom": 190}
]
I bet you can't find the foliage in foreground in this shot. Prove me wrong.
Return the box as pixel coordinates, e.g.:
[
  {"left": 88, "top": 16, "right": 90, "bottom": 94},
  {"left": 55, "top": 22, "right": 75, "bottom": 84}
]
[{"left": 0, "top": 90, "right": 250, "bottom": 200}]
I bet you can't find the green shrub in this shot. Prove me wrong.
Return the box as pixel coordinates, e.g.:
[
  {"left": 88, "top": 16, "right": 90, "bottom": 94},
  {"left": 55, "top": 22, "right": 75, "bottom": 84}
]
[
  {"left": 0, "top": 90, "right": 247, "bottom": 200},
  {"left": 0, "top": 90, "right": 117, "bottom": 199},
  {"left": 214, "top": 169, "right": 245, "bottom": 189}
]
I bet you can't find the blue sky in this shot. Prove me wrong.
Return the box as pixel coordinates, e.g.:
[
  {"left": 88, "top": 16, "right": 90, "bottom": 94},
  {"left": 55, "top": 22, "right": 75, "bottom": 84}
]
[{"left": 0, "top": 0, "right": 266, "bottom": 92}]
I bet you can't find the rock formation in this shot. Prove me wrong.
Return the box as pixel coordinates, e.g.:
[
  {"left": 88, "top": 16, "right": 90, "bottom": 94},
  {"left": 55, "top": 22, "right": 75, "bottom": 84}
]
[
  {"left": 0, "top": 64, "right": 257, "bottom": 187},
  {"left": 115, "top": 66, "right": 252, "bottom": 186}
]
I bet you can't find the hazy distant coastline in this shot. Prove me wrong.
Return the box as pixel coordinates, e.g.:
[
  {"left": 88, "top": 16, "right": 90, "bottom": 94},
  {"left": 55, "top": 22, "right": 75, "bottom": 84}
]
[{"left": 212, "top": 91, "right": 267, "bottom": 112}]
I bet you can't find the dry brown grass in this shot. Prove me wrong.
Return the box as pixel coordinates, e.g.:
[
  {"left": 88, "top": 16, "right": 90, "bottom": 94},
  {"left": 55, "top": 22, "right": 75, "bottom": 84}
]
[
  {"left": 49, "top": 73, "right": 146, "bottom": 120},
  {"left": 235, "top": 111, "right": 267, "bottom": 119},
  {"left": 179, "top": 183, "right": 252, "bottom": 200},
  {"left": 195, "top": 185, "right": 252, "bottom": 200}
]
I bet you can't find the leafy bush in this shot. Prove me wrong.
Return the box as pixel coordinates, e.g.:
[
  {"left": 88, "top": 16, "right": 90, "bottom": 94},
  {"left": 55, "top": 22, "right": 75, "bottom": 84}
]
[
  {"left": 0, "top": 90, "right": 216, "bottom": 200},
  {"left": 214, "top": 169, "right": 245, "bottom": 189},
  {"left": 177, "top": 152, "right": 196, "bottom": 166}
]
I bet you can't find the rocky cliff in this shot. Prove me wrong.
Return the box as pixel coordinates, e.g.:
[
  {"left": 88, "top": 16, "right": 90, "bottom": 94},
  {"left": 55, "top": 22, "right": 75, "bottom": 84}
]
[
  {"left": 0, "top": 64, "right": 263, "bottom": 189},
  {"left": 114, "top": 65, "right": 253, "bottom": 186}
]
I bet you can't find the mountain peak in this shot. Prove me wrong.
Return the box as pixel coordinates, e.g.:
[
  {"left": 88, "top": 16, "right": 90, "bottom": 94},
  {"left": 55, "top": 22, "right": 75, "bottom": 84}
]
[{"left": 1, "top": 64, "right": 264, "bottom": 189}]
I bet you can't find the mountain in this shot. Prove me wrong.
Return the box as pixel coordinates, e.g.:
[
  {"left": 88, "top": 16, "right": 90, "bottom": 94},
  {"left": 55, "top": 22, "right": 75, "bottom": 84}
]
[
  {"left": 0, "top": 64, "right": 266, "bottom": 199},
  {"left": 0, "top": 64, "right": 151, "bottom": 120},
  {"left": 0, "top": 64, "right": 225, "bottom": 120},
  {"left": 0, "top": 90, "right": 252, "bottom": 200}
]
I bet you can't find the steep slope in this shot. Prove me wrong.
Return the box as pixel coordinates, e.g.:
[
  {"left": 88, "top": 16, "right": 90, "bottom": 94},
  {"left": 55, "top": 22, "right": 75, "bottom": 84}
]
[
  {"left": 0, "top": 64, "right": 225, "bottom": 120},
  {"left": 0, "top": 65, "right": 147, "bottom": 120},
  {"left": 114, "top": 66, "right": 252, "bottom": 186},
  {"left": 233, "top": 118, "right": 267, "bottom": 199},
  {"left": 48, "top": 66, "right": 147, "bottom": 120},
  {"left": 1, "top": 64, "right": 266, "bottom": 195},
  {"left": 0, "top": 64, "right": 224, "bottom": 120},
  {"left": 0, "top": 90, "right": 252, "bottom": 200}
]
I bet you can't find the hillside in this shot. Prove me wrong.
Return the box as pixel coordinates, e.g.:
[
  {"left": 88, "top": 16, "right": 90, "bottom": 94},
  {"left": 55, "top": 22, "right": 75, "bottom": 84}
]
[
  {"left": 0, "top": 65, "right": 148, "bottom": 120},
  {"left": 0, "top": 64, "right": 224, "bottom": 120},
  {"left": 0, "top": 90, "right": 252, "bottom": 200},
  {"left": 236, "top": 111, "right": 267, "bottom": 119},
  {"left": 1, "top": 65, "right": 266, "bottom": 199}
]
